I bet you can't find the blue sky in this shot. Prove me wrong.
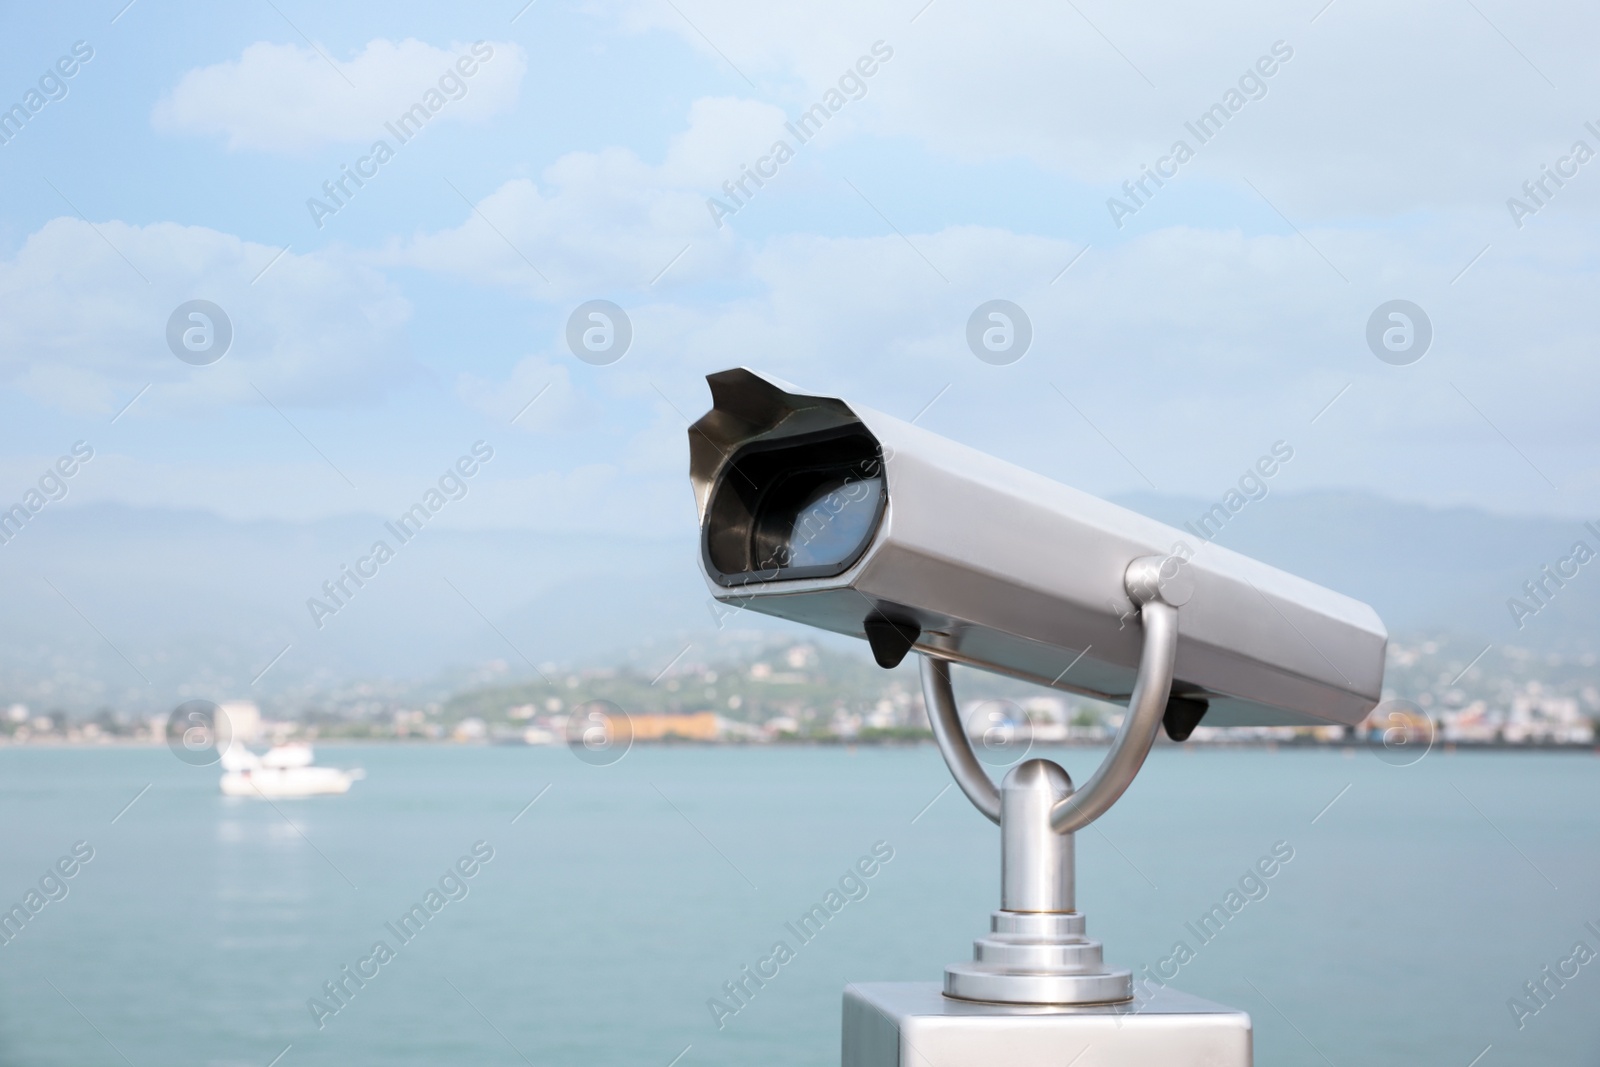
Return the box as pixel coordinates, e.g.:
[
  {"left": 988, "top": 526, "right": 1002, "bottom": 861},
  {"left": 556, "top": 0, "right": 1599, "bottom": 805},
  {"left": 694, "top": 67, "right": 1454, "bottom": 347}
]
[{"left": 2, "top": 0, "right": 1598, "bottom": 548}]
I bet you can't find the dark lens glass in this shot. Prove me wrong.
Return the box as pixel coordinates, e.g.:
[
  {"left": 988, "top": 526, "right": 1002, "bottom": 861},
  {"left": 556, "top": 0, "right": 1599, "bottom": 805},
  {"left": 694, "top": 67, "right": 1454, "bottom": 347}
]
[
  {"left": 751, "top": 473, "right": 884, "bottom": 572},
  {"left": 703, "top": 428, "right": 885, "bottom": 583}
]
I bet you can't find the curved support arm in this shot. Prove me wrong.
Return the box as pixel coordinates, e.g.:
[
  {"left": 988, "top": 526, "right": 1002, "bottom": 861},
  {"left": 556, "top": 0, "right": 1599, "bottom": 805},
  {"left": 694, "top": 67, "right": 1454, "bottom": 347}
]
[
  {"left": 1049, "top": 599, "right": 1178, "bottom": 834},
  {"left": 919, "top": 555, "right": 1187, "bottom": 835},
  {"left": 920, "top": 655, "right": 1001, "bottom": 824}
]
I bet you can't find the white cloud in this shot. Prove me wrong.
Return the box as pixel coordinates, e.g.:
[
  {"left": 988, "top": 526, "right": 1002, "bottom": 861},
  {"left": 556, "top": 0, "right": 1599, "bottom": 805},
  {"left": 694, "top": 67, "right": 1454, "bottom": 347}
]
[
  {"left": 598, "top": 0, "right": 1600, "bottom": 218},
  {"left": 153, "top": 38, "right": 525, "bottom": 153},
  {"left": 442, "top": 214, "right": 1598, "bottom": 516},
  {"left": 0, "top": 217, "right": 412, "bottom": 413},
  {"left": 380, "top": 96, "right": 785, "bottom": 295},
  {"left": 456, "top": 356, "right": 592, "bottom": 433}
]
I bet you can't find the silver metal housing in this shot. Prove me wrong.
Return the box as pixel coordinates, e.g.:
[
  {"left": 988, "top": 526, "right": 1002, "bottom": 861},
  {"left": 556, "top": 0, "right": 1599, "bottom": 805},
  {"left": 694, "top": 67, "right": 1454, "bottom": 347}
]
[{"left": 691, "top": 368, "right": 1386, "bottom": 727}]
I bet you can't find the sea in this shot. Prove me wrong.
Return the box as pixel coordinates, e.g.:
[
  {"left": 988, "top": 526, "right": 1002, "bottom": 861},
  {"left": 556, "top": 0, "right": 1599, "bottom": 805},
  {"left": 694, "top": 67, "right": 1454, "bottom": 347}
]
[{"left": 1, "top": 743, "right": 1596, "bottom": 1066}]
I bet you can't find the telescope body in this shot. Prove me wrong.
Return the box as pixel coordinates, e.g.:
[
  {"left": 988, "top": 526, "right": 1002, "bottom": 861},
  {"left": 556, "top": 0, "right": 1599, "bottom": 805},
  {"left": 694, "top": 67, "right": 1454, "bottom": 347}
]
[{"left": 692, "top": 368, "right": 1386, "bottom": 728}]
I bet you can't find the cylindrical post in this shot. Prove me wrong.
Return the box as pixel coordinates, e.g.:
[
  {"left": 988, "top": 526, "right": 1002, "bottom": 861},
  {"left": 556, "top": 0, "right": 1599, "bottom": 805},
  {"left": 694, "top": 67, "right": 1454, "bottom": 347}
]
[
  {"left": 950, "top": 755, "right": 1124, "bottom": 1003},
  {"left": 1000, "top": 759, "right": 1075, "bottom": 912}
]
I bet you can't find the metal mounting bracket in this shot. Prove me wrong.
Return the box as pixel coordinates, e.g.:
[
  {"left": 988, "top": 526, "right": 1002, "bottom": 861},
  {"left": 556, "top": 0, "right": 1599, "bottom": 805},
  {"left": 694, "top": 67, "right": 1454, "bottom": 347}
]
[{"left": 918, "top": 554, "right": 1186, "bottom": 1004}]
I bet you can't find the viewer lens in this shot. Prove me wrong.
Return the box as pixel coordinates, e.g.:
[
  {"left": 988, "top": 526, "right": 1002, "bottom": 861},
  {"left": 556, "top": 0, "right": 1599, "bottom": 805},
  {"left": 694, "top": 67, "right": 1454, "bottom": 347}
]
[
  {"left": 703, "top": 428, "right": 886, "bottom": 583},
  {"left": 752, "top": 472, "right": 883, "bottom": 572}
]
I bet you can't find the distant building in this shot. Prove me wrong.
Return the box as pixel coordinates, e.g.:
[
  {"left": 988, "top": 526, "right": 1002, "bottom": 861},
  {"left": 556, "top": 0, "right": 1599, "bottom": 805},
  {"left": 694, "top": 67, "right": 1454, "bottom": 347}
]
[
  {"left": 1441, "top": 701, "right": 1498, "bottom": 743},
  {"left": 829, "top": 710, "right": 862, "bottom": 739},
  {"left": 631, "top": 712, "right": 723, "bottom": 741},
  {"left": 784, "top": 644, "right": 818, "bottom": 669},
  {"left": 865, "top": 701, "right": 897, "bottom": 731},
  {"left": 219, "top": 700, "right": 261, "bottom": 744}
]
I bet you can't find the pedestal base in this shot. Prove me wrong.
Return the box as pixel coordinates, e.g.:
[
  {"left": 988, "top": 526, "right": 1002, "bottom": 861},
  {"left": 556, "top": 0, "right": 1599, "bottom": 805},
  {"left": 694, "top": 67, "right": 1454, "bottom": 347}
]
[
  {"left": 945, "top": 910, "right": 1132, "bottom": 1004},
  {"left": 843, "top": 982, "right": 1252, "bottom": 1067}
]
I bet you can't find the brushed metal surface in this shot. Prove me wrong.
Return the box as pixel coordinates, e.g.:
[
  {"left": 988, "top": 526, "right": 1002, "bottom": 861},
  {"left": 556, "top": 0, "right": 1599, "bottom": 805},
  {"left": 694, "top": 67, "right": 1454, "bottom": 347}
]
[
  {"left": 843, "top": 982, "right": 1252, "bottom": 1067},
  {"left": 942, "top": 965, "right": 1133, "bottom": 1006},
  {"left": 690, "top": 368, "right": 1387, "bottom": 728},
  {"left": 972, "top": 937, "right": 1105, "bottom": 970},
  {"left": 1050, "top": 582, "right": 1176, "bottom": 834},
  {"left": 920, "top": 657, "right": 1001, "bottom": 823},
  {"left": 1000, "top": 760, "right": 1075, "bottom": 912}
]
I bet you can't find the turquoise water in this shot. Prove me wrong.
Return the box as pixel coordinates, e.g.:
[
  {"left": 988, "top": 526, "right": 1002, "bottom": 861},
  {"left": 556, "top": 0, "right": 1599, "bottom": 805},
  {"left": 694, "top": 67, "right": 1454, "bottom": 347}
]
[{"left": 1, "top": 744, "right": 1596, "bottom": 1066}]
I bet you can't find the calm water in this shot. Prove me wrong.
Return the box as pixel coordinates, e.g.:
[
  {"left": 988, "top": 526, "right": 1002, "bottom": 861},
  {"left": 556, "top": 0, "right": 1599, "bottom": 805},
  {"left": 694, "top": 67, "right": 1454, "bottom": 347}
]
[{"left": 0, "top": 743, "right": 1596, "bottom": 1066}]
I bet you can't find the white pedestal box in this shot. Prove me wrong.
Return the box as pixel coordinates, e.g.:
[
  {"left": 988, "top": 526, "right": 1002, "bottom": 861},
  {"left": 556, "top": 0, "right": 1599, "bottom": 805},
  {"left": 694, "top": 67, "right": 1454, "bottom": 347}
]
[{"left": 842, "top": 982, "right": 1252, "bottom": 1067}]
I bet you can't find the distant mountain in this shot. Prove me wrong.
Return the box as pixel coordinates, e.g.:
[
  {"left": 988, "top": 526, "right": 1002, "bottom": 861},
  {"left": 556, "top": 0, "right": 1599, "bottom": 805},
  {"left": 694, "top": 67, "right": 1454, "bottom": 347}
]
[
  {"left": 1111, "top": 490, "right": 1598, "bottom": 649},
  {"left": 0, "top": 492, "right": 1593, "bottom": 713},
  {"left": 0, "top": 502, "right": 720, "bottom": 714}
]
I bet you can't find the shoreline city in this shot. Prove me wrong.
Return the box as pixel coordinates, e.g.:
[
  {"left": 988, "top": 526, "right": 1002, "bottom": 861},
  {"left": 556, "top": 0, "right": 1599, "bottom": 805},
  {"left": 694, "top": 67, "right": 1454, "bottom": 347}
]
[{"left": 3, "top": 636, "right": 1595, "bottom": 753}]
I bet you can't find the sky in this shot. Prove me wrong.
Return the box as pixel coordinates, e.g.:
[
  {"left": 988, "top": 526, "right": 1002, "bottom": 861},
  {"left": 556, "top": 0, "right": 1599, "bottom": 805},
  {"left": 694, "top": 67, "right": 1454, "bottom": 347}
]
[{"left": 1, "top": 0, "right": 1597, "bottom": 547}]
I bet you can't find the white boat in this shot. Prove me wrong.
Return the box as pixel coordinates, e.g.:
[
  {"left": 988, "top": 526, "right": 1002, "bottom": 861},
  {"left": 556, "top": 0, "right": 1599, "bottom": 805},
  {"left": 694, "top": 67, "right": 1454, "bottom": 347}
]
[{"left": 219, "top": 742, "right": 363, "bottom": 798}]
